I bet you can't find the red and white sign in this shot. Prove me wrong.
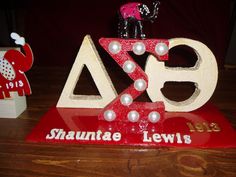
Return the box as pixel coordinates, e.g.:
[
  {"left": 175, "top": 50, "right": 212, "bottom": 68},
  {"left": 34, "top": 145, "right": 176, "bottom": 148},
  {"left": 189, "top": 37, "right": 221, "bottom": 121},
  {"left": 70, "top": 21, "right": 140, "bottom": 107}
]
[
  {"left": 26, "top": 35, "right": 235, "bottom": 148},
  {"left": 26, "top": 104, "right": 236, "bottom": 148}
]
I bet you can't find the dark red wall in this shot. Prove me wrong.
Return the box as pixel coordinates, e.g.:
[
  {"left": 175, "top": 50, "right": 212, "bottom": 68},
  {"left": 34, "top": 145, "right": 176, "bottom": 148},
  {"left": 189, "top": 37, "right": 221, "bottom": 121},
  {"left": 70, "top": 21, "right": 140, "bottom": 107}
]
[{"left": 22, "top": 0, "right": 231, "bottom": 67}]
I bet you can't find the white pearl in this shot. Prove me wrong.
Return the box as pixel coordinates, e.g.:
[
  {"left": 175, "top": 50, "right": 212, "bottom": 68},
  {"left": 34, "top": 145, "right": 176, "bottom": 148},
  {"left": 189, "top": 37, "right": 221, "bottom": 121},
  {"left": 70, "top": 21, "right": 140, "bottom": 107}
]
[
  {"left": 127, "top": 110, "right": 140, "bottom": 122},
  {"left": 104, "top": 110, "right": 116, "bottom": 122},
  {"left": 134, "top": 79, "right": 147, "bottom": 91},
  {"left": 155, "top": 42, "right": 168, "bottom": 56},
  {"left": 108, "top": 41, "right": 121, "bottom": 54},
  {"left": 132, "top": 42, "right": 146, "bottom": 55},
  {"left": 120, "top": 94, "right": 133, "bottom": 106},
  {"left": 122, "top": 60, "right": 136, "bottom": 73},
  {"left": 148, "top": 111, "right": 160, "bottom": 123}
]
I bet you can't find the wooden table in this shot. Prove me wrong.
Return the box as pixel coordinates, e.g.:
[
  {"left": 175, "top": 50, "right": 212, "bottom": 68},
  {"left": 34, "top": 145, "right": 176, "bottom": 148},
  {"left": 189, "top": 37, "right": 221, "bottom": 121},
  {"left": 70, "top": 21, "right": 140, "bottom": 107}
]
[{"left": 0, "top": 66, "right": 236, "bottom": 177}]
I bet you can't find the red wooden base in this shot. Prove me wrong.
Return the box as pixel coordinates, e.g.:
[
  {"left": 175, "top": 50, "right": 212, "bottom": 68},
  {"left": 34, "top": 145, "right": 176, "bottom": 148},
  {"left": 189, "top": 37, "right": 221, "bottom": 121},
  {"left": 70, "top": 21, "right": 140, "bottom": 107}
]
[{"left": 26, "top": 103, "right": 236, "bottom": 148}]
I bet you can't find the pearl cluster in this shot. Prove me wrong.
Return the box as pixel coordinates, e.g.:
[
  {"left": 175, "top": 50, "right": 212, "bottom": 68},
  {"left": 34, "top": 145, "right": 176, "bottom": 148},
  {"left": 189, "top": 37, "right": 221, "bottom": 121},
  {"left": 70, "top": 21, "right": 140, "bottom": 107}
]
[
  {"left": 108, "top": 40, "right": 168, "bottom": 56},
  {"left": 126, "top": 110, "right": 160, "bottom": 123},
  {"left": 105, "top": 40, "right": 164, "bottom": 123},
  {"left": 131, "top": 41, "right": 169, "bottom": 56},
  {"left": 103, "top": 108, "right": 161, "bottom": 123}
]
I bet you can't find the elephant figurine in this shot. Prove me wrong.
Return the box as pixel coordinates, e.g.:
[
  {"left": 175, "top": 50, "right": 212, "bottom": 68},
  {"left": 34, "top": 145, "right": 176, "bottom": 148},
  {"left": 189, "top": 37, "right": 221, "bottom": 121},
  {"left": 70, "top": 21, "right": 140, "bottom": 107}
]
[
  {"left": 118, "top": 1, "right": 160, "bottom": 39},
  {"left": 0, "top": 32, "right": 34, "bottom": 99}
]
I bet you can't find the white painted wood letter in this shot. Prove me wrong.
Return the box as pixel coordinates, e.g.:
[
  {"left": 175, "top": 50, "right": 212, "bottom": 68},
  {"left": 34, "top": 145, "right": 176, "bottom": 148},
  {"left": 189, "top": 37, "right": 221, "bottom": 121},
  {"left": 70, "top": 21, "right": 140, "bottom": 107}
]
[
  {"left": 145, "top": 38, "right": 218, "bottom": 112},
  {"left": 57, "top": 35, "right": 117, "bottom": 108}
]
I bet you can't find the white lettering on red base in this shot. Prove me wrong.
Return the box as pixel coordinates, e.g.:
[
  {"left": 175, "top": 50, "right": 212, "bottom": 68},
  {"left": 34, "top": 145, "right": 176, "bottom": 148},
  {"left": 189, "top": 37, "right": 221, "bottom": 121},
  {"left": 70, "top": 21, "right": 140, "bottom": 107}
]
[
  {"left": 45, "top": 128, "right": 192, "bottom": 144},
  {"left": 142, "top": 131, "right": 191, "bottom": 144},
  {"left": 46, "top": 128, "right": 122, "bottom": 142}
]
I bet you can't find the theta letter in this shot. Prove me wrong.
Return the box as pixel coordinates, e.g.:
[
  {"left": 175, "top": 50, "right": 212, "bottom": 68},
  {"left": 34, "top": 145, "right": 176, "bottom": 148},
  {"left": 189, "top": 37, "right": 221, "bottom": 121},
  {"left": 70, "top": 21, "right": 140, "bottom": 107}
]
[{"left": 145, "top": 38, "right": 218, "bottom": 112}]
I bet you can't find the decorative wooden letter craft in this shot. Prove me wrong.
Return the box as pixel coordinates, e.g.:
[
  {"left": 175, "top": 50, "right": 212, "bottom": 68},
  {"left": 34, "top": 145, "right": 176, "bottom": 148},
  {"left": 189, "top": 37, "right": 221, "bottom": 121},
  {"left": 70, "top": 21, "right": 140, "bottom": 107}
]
[
  {"left": 98, "top": 38, "right": 169, "bottom": 123},
  {"left": 57, "top": 36, "right": 218, "bottom": 123}
]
